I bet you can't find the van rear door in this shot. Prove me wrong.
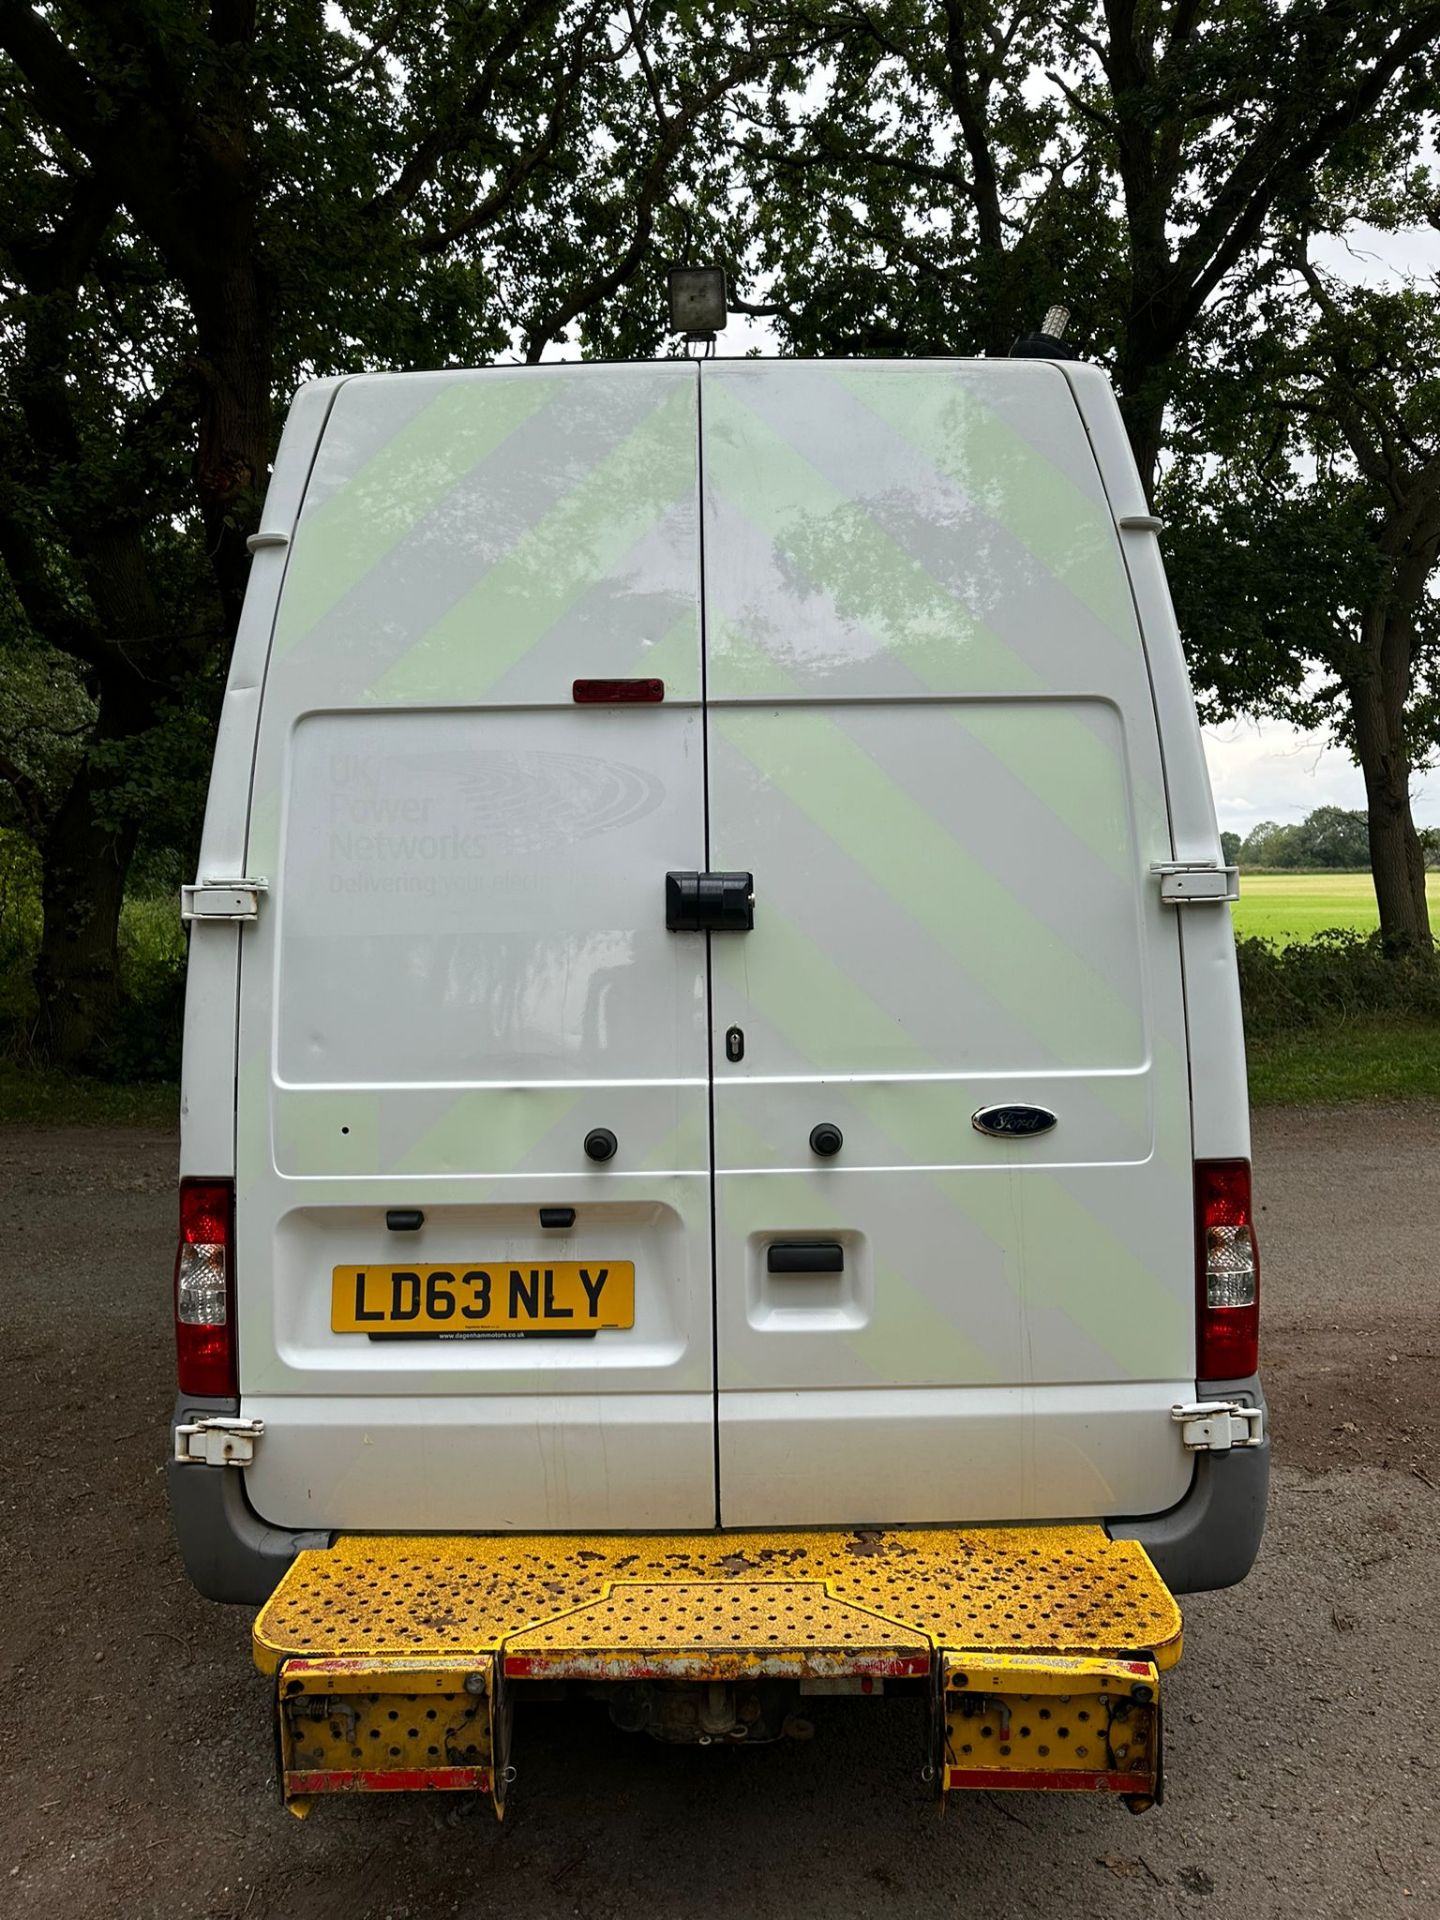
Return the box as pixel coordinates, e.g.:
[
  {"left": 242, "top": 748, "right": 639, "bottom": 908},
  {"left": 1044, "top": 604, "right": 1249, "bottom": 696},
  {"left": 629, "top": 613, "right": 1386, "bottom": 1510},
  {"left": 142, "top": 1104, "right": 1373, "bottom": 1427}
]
[
  {"left": 235, "top": 362, "right": 717, "bottom": 1532},
  {"left": 232, "top": 355, "right": 1196, "bottom": 1537},
  {"left": 699, "top": 361, "right": 1196, "bottom": 1524}
]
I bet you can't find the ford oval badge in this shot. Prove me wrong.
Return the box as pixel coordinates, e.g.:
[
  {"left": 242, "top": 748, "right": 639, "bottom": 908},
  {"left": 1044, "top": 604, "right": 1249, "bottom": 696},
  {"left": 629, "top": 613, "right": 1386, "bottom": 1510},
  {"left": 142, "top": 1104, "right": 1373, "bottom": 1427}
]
[{"left": 972, "top": 1103, "right": 1057, "bottom": 1140}]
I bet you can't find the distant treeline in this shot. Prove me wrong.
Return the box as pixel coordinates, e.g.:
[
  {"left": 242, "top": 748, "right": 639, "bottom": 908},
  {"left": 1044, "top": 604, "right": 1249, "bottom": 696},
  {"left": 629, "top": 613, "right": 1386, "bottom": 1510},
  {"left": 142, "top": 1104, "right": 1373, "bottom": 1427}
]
[{"left": 1223, "top": 807, "right": 1440, "bottom": 873}]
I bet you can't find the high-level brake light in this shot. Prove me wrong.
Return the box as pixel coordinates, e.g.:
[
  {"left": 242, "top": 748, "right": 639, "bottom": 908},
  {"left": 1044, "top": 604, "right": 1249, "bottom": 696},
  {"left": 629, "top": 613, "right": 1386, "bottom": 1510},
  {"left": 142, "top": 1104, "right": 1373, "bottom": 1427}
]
[
  {"left": 573, "top": 678, "right": 665, "bottom": 703},
  {"left": 175, "top": 1178, "right": 236, "bottom": 1396},
  {"left": 1195, "top": 1160, "right": 1259, "bottom": 1378}
]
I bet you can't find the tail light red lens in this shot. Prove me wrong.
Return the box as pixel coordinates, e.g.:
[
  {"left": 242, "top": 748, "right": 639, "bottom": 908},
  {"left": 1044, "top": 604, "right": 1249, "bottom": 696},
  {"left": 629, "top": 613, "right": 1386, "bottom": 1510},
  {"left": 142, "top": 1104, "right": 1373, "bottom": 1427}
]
[
  {"left": 175, "top": 1178, "right": 235, "bottom": 1397},
  {"left": 1195, "top": 1159, "right": 1259, "bottom": 1378}
]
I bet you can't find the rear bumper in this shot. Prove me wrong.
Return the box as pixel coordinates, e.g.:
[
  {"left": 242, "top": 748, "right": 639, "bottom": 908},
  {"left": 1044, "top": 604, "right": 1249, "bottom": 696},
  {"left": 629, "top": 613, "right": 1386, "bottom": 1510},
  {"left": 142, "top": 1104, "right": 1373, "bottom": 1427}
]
[
  {"left": 1108, "top": 1375, "right": 1269, "bottom": 1594},
  {"left": 166, "top": 1373, "right": 1269, "bottom": 1607},
  {"left": 166, "top": 1397, "right": 331, "bottom": 1604}
]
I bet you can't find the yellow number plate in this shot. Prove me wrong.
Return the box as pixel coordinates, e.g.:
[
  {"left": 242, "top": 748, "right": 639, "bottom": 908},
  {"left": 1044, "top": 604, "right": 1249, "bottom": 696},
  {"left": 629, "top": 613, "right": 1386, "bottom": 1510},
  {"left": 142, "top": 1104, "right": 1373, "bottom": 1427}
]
[{"left": 331, "top": 1262, "right": 635, "bottom": 1335}]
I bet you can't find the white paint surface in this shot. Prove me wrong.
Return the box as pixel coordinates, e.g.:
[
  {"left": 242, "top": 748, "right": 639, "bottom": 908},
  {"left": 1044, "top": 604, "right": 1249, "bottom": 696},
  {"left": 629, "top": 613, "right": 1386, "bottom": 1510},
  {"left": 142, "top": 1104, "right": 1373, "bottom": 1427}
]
[{"left": 186, "top": 357, "right": 1250, "bottom": 1533}]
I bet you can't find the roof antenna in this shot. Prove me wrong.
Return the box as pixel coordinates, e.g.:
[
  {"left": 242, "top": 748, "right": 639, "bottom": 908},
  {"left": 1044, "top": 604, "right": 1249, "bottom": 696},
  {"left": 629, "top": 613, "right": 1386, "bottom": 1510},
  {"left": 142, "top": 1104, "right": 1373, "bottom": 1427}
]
[{"left": 1010, "top": 303, "right": 1082, "bottom": 360}]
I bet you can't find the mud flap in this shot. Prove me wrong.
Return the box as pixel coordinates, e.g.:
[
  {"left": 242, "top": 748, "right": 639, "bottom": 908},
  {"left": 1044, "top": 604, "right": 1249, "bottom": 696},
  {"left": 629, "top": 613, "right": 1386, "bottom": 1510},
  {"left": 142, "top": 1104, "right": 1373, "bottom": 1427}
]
[
  {"left": 940, "top": 1652, "right": 1163, "bottom": 1806},
  {"left": 274, "top": 1655, "right": 497, "bottom": 1818},
  {"left": 490, "top": 1659, "right": 514, "bottom": 1821}
]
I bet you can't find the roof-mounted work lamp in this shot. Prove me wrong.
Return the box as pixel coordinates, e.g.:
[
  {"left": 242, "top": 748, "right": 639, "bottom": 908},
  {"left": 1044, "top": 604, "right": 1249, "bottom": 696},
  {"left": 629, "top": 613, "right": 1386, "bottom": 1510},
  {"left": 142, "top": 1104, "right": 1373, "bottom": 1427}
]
[{"left": 667, "top": 267, "right": 727, "bottom": 351}]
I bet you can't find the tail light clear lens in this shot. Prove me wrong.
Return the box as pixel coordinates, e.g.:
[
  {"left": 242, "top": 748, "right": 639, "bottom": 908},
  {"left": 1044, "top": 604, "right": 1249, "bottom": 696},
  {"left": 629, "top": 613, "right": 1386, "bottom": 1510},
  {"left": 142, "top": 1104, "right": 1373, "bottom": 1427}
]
[
  {"left": 175, "top": 1178, "right": 235, "bottom": 1396},
  {"left": 1195, "top": 1160, "right": 1259, "bottom": 1378}
]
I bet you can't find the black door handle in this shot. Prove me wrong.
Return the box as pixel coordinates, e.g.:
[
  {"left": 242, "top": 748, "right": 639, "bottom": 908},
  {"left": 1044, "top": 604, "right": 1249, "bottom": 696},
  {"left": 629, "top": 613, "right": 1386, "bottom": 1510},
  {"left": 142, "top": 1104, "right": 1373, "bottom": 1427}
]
[
  {"left": 767, "top": 1241, "right": 845, "bottom": 1274},
  {"left": 666, "top": 871, "right": 754, "bottom": 931}
]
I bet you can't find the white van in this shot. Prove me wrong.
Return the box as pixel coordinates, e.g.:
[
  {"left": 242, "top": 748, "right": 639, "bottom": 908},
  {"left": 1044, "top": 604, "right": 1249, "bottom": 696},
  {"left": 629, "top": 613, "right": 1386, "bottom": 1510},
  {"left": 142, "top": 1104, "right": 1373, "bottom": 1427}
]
[{"left": 169, "top": 355, "right": 1266, "bottom": 1817}]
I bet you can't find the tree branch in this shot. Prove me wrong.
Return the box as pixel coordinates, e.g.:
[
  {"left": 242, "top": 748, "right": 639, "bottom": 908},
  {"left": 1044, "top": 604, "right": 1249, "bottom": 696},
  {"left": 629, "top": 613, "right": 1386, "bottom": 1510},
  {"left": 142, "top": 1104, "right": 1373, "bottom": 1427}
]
[
  {"left": 364, "top": 0, "right": 563, "bottom": 225},
  {"left": 745, "top": 136, "right": 961, "bottom": 190},
  {"left": 1043, "top": 69, "right": 1115, "bottom": 132},
  {"left": 1171, "top": 6, "right": 1440, "bottom": 347},
  {"left": 624, "top": 0, "right": 669, "bottom": 129},
  {"left": 940, "top": 0, "right": 1004, "bottom": 251},
  {"left": 416, "top": 14, "right": 604, "bottom": 253},
  {"left": 0, "top": 495, "right": 106, "bottom": 674},
  {"left": 0, "top": 0, "right": 107, "bottom": 157},
  {"left": 2, "top": 168, "right": 119, "bottom": 295},
  {"left": 0, "top": 746, "right": 50, "bottom": 840},
  {"left": 208, "top": 0, "right": 258, "bottom": 48},
  {"left": 729, "top": 296, "right": 799, "bottom": 321}
]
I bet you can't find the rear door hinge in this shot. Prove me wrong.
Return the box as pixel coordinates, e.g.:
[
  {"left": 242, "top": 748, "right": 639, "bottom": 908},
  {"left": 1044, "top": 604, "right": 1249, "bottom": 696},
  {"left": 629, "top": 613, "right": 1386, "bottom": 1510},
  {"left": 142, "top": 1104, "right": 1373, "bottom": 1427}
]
[
  {"left": 180, "top": 878, "right": 267, "bottom": 923},
  {"left": 1150, "top": 861, "right": 1239, "bottom": 906},
  {"left": 1171, "top": 1401, "right": 1264, "bottom": 1452},
  {"left": 174, "top": 1415, "right": 265, "bottom": 1467}
]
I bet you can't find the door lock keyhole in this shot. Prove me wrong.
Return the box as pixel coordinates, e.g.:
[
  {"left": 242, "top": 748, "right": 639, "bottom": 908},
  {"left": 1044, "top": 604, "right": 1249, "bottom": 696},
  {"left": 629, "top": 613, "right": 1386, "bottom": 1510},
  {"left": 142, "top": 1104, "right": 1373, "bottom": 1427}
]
[{"left": 725, "top": 1026, "right": 745, "bottom": 1063}]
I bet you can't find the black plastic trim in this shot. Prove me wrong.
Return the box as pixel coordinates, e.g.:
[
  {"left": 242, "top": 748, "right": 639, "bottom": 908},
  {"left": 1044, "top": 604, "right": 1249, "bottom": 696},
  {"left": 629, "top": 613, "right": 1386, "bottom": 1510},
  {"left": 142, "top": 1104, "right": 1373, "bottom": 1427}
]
[
  {"left": 166, "top": 1396, "right": 330, "bottom": 1605},
  {"left": 767, "top": 1241, "right": 845, "bottom": 1274},
  {"left": 1107, "top": 1375, "right": 1270, "bottom": 1595},
  {"left": 1010, "top": 333, "right": 1083, "bottom": 360}
]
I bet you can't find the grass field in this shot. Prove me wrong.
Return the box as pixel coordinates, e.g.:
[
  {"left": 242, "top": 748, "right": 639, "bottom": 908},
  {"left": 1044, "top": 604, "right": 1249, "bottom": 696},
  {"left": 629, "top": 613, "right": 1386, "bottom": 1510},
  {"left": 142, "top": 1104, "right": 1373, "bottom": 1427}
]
[
  {"left": 1231, "top": 870, "right": 1440, "bottom": 943},
  {"left": 0, "top": 1062, "right": 179, "bottom": 1127},
  {"left": 1234, "top": 874, "right": 1440, "bottom": 1099},
  {"left": 1246, "top": 1016, "right": 1440, "bottom": 1105}
]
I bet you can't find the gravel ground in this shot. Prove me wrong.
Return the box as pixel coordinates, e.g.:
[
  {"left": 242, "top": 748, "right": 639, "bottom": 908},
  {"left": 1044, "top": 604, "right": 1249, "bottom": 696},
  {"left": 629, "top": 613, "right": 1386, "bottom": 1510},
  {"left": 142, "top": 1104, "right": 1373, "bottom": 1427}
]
[{"left": 2, "top": 1108, "right": 1437, "bottom": 1920}]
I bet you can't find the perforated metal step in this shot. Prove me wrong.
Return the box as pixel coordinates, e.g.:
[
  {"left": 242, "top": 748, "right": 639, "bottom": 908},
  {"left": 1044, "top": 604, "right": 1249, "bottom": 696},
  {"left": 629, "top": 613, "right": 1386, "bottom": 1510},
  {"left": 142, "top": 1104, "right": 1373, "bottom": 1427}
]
[{"left": 254, "top": 1525, "right": 1182, "bottom": 1679}]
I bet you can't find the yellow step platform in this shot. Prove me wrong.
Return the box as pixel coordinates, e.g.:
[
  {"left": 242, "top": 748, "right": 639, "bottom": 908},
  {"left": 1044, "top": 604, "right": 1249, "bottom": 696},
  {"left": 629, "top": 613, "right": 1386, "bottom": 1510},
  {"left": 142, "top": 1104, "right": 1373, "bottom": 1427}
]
[{"left": 254, "top": 1526, "right": 1181, "bottom": 1817}]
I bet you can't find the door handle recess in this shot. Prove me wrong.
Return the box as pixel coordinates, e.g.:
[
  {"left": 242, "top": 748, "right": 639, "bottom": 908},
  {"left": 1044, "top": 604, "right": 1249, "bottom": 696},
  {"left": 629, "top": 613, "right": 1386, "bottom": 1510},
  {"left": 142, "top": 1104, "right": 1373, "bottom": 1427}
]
[
  {"left": 666, "top": 871, "right": 754, "bottom": 931},
  {"left": 767, "top": 1241, "right": 844, "bottom": 1274}
]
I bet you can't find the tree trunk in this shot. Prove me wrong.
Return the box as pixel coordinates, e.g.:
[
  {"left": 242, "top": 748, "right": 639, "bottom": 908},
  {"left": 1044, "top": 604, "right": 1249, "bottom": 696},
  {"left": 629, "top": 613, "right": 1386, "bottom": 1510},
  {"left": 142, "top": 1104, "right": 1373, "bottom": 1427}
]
[
  {"left": 28, "top": 539, "right": 169, "bottom": 1068},
  {"left": 191, "top": 253, "right": 273, "bottom": 636},
  {"left": 1348, "top": 614, "right": 1433, "bottom": 955},
  {"left": 32, "top": 753, "right": 141, "bottom": 1068},
  {"left": 1117, "top": 381, "right": 1165, "bottom": 508},
  {"left": 1114, "top": 289, "right": 1173, "bottom": 507}
]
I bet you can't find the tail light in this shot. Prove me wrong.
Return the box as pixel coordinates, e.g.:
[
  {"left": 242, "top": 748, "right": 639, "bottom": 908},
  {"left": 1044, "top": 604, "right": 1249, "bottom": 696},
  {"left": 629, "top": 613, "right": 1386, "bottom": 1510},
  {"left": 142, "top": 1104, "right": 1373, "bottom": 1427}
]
[
  {"left": 175, "top": 1178, "right": 235, "bottom": 1396},
  {"left": 1195, "top": 1159, "right": 1259, "bottom": 1378}
]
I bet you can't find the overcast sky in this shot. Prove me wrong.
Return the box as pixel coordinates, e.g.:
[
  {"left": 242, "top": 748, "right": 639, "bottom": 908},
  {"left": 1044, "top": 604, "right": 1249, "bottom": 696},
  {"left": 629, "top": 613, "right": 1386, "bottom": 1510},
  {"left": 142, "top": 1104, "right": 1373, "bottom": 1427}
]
[{"left": 1203, "top": 718, "right": 1436, "bottom": 835}]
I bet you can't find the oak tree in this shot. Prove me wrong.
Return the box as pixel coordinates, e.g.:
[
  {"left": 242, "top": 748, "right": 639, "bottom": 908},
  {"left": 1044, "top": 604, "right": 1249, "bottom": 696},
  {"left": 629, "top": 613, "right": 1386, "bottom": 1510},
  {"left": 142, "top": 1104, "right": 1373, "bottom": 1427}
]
[{"left": 0, "top": 1, "right": 793, "bottom": 1062}]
